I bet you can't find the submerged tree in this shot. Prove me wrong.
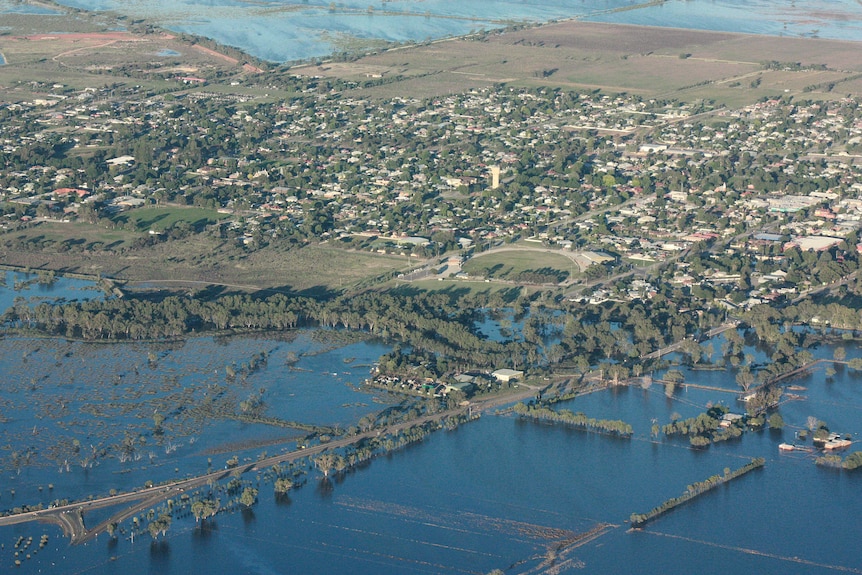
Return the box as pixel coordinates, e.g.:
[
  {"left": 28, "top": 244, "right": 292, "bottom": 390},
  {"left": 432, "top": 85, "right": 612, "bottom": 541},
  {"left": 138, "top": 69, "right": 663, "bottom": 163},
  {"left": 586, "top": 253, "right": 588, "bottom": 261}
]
[
  {"left": 767, "top": 413, "right": 784, "bottom": 429},
  {"left": 240, "top": 487, "right": 258, "bottom": 507},
  {"left": 191, "top": 498, "right": 219, "bottom": 522},
  {"left": 315, "top": 452, "right": 337, "bottom": 477},
  {"left": 735, "top": 366, "right": 754, "bottom": 392},
  {"left": 147, "top": 513, "right": 171, "bottom": 539},
  {"left": 274, "top": 477, "right": 293, "bottom": 495}
]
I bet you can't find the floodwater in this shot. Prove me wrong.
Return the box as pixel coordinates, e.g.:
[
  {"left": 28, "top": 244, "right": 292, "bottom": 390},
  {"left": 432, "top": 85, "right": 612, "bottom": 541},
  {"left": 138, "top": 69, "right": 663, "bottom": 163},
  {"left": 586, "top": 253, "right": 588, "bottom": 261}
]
[
  {"left": 45, "top": 0, "right": 862, "bottom": 63},
  {"left": 0, "top": 271, "right": 104, "bottom": 313},
  {"left": 588, "top": 0, "right": 862, "bottom": 41},
  {"left": 0, "top": 332, "right": 395, "bottom": 503},
  {"left": 0, "top": 0, "right": 61, "bottom": 15},
  {"left": 1, "top": 326, "right": 861, "bottom": 574}
]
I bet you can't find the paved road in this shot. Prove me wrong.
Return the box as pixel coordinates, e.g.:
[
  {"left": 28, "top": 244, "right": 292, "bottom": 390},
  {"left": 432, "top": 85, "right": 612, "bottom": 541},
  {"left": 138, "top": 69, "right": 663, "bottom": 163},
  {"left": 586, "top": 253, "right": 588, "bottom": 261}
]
[
  {"left": 641, "top": 322, "right": 738, "bottom": 360},
  {"left": 0, "top": 387, "right": 538, "bottom": 543}
]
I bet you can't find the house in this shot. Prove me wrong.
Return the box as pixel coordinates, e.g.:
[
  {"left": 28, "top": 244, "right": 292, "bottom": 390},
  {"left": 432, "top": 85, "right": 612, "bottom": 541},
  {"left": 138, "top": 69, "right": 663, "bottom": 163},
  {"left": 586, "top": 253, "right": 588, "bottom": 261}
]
[
  {"left": 445, "top": 381, "right": 475, "bottom": 395},
  {"left": 106, "top": 155, "right": 135, "bottom": 167},
  {"left": 821, "top": 433, "right": 852, "bottom": 450},
  {"left": 53, "top": 187, "right": 89, "bottom": 198},
  {"left": 786, "top": 235, "right": 842, "bottom": 252},
  {"left": 720, "top": 413, "right": 744, "bottom": 428},
  {"left": 639, "top": 143, "right": 667, "bottom": 154},
  {"left": 491, "top": 369, "right": 523, "bottom": 383}
]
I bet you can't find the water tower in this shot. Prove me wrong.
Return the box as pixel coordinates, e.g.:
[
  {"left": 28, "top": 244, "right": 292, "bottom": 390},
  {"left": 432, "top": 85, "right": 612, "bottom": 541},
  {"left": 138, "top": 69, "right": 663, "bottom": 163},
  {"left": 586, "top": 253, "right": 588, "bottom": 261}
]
[{"left": 489, "top": 165, "right": 500, "bottom": 189}]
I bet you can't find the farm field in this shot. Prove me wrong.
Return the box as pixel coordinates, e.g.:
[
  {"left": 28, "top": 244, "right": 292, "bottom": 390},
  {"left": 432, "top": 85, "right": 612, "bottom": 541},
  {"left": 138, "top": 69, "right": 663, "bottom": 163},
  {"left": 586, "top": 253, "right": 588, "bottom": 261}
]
[
  {"left": 303, "top": 21, "right": 862, "bottom": 104},
  {"left": 0, "top": 13, "right": 262, "bottom": 101}
]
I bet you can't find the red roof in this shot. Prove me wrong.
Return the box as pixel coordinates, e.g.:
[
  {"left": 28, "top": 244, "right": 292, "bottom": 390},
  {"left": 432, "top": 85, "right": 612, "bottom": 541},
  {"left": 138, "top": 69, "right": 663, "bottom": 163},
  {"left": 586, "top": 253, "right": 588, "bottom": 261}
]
[{"left": 54, "top": 188, "right": 89, "bottom": 197}]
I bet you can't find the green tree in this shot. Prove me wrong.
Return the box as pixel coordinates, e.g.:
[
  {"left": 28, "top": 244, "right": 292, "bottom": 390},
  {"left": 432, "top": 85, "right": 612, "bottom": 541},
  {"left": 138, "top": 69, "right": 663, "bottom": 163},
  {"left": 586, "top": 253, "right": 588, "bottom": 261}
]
[
  {"left": 735, "top": 366, "right": 755, "bottom": 392},
  {"left": 315, "top": 452, "right": 337, "bottom": 477},
  {"left": 274, "top": 477, "right": 293, "bottom": 494},
  {"left": 147, "top": 513, "right": 172, "bottom": 539},
  {"left": 191, "top": 498, "right": 219, "bottom": 522},
  {"left": 240, "top": 487, "right": 258, "bottom": 507},
  {"left": 767, "top": 413, "right": 784, "bottom": 429}
]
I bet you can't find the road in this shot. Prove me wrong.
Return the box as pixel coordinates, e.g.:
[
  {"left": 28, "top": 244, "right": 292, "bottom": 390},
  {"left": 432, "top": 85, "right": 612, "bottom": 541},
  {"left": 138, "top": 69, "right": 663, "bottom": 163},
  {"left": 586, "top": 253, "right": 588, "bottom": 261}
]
[
  {"left": 641, "top": 322, "right": 739, "bottom": 360},
  {"left": 0, "top": 386, "right": 539, "bottom": 544},
  {"left": 788, "top": 271, "right": 858, "bottom": 305}
]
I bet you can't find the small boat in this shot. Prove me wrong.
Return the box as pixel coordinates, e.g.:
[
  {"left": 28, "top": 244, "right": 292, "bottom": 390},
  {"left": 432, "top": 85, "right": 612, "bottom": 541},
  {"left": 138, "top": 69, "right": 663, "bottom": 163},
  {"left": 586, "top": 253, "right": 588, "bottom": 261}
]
[{"left": 778, "top": 443, "right": 795, "bottom": 452}]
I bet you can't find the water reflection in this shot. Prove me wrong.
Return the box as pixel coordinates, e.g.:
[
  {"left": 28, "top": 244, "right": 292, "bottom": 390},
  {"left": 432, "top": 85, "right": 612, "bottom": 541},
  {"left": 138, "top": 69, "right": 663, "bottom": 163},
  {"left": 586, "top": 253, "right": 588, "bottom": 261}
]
[
  {"left": 274, "top": 493, "right": 292, "bottom": 507},
  {"left": 149, "top": 540, "right": 171, "bottom": 562},
  {"left": 241, "top": 508, "right": 256, "bottom": 525},
  {"left": 192, "top": 520, "right": 218, "bottom": 540},
  {"left": 315, "top": 477, "right": 334, "bottom": 500}
]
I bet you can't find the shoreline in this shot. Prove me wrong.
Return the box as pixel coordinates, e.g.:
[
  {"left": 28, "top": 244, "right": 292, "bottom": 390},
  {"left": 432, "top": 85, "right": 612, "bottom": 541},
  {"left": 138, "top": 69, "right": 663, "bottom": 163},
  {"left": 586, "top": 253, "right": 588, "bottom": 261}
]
[
  {"left": 28, "top": 0, "right": 862, "bottom": 68},
  {"left": 249, "top": 17, "right": 862, "bottom": 68}
]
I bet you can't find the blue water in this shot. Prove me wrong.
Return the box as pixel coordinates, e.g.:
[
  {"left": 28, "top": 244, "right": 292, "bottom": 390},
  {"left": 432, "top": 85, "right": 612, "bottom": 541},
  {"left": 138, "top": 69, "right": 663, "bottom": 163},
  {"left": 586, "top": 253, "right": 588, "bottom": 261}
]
[
  {"left": 0, "top": 271, "right": 103, "bottom": 313},
  {"left": 0, "top": 1, "right": 61, "bottom": 15},
  {"left": 2, "top": 327, "right": 862, "bottom": 573},
  {"left": 588, "top": 0, "right": 862, "bottom": 41},
  {"left": 7, "top": 407, "right": 861, "bottom": 573},
  {"left": 0, "top": 333, "right": 394, "bottom": 505},
  {"left": 47, "top": 0, "right": 862, "bottom": 63}
]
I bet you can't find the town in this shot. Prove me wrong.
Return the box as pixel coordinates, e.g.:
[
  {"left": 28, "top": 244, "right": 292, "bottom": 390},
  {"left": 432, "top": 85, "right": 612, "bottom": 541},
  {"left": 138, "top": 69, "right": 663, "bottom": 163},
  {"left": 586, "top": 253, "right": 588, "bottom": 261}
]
[
  {"left": 4, "top": 6, "right": 862, "bottom": 572},
  {"left": 3, "top": 70, "right": 862, "bottom": 311}
]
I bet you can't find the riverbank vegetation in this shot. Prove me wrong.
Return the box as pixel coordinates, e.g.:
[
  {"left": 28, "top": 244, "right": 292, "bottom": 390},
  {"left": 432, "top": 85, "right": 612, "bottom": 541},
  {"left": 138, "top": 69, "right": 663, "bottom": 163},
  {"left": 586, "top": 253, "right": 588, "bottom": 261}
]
[
  {"left": 815, "top": 451, "right": 862, "bottom": 470},
  {"left": 5, "top": 10, "right": 862, "bottom": 564},
  {"left": 630, "top": 458, "right": 765, "bottom": 528},
  {"left": 513, "top": 402, "right": 633, "bottom": 437}
]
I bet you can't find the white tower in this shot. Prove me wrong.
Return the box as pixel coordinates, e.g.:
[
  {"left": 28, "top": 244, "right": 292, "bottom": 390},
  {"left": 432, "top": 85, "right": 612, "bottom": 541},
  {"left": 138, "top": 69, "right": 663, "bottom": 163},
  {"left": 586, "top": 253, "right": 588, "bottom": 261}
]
[{"left": 490, "top": 165, "right": 500, "bottom": 189}]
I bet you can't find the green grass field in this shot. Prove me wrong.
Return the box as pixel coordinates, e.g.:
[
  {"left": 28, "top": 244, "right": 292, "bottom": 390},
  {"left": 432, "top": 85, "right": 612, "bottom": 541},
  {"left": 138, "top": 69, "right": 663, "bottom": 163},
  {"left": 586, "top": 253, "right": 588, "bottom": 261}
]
[
  {"left": 111, "top": 207, "right": 229, "bottom": 233},
  {"left": 463, "top": 250, "right": 574, "bottom": 281}
]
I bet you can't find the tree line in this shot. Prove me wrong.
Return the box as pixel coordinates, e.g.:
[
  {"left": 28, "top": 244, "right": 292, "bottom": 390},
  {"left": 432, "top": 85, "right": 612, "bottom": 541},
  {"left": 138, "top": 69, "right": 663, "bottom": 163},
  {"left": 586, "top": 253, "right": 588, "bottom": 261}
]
[
  {"left": 513, "top": 402, "right": 633, "bottom": 437},
  {"left": 630, "top": 458, "right": 765, "bottom": 527}
]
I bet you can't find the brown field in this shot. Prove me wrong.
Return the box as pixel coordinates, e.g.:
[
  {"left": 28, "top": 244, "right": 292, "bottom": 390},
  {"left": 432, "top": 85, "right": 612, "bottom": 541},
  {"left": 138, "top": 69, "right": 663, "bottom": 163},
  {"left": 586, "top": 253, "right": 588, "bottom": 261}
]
[
  {"left": 1, "top": 30, "right": 235, "bottom": 70},
  {"left": 0, "top": 223, "right": 408, "bottom": 294},
  {"left": 837, "top": 78, "right": 862, "bottom": 95},
  {"left": 299, "top": 21, "right": 862, "bottom": 104},
  {"left": 0, "top": 26, "right": 258, "bottom": 100}
]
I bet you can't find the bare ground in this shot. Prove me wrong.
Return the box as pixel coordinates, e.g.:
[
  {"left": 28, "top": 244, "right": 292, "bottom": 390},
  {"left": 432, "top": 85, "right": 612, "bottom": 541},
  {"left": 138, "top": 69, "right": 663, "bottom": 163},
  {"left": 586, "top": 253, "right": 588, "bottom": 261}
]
[
  {"left": 0, "top": 227, "right": 408, "bottom": 293},
  {"left": 299, "top": 21, "right": 862, "bottom": 103}
]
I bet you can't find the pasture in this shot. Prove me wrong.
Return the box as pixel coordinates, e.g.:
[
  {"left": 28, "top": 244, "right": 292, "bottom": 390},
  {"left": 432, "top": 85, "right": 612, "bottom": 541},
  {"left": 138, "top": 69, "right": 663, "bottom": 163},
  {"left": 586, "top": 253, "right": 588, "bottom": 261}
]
[
  {"left": 301, "top": 21, "right": 862, "bottom": 105},
  {"left": 0, "top": 19, "right": 256, "bottom": 100}
]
